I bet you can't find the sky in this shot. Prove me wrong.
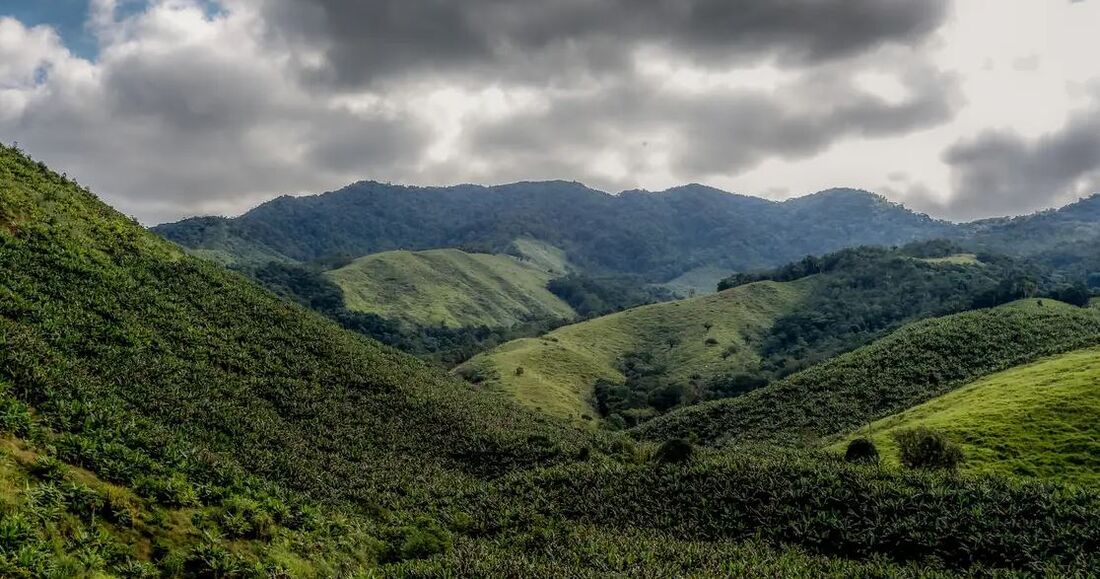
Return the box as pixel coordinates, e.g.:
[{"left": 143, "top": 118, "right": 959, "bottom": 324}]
[{"left": 1, "top": 0, "right": 1099, "bottom": 224}]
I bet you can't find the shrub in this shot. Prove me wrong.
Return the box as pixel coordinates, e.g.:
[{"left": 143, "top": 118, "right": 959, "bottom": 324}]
[
  {"left": 514, "top": 366, "right": 525, "bottom": 376},
  {"left": 892, "top": 427, "right": 963, "bottom": 470},
  {"left": 654, "top": 439, "right": 694, "bottom": 465},
  {"left": 843, "top": 438, "right": 879, "bottom": 464}
]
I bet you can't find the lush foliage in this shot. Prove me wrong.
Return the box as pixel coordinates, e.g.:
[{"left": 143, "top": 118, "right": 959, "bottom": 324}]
[
  {"left": 252, "top": 261, "right": 566, "bottom": 366},
  {"left": 547, "top": 274, "right": 675, "bottom": 317},
  {"left": 635, "top": 300, "right": 1100, "bottom": 446},
  {"left": 456, "top": 279, "right": 810, "bottom": 421},
  {"left": 326, "top": 248, "right": 576, "bottom": 328},
  {"left": 838, "top": 345, "right": 1100, "bottom": 485},
  {"left": 893, "top": 427, "right": 965, "bottom": 470},
  {"left": 154, "top": 183, "right": 956, "bottom": 281},
  {"left": 5, "top": 144, "right": 1100, "bottom": 576}
]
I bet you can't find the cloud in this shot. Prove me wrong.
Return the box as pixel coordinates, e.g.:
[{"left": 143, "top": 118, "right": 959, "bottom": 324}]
[
  {"left": 456, "top": 49, "right": 960, "bottom": 189},
  {"left": 0, "top": 6, "right": 430, "bottom": 223},
  {"left": 261, "top": 0, "right": 950, "bottom": 86},
  {"left": 924, "top": 101, "right": 1100, "bottom": 220}
]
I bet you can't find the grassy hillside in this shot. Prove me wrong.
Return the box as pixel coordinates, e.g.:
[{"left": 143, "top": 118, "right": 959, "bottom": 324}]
[
  {"left": 0, "top": 144, "right": 592, "bottom": 574},
  {"left": 636, "top": 299, "right": 1100, "bottom": 446},
  {"left": 5, "top": 144, "right": 1100, "bottom": 576},
  {"left": 326, "top": 248, "right": 576, "bottom": 328},
  {"left": 456, "top": 279, "right": 812, "bottom": 421},
  {"left": 835, "top": 346, "right": 1100, "bottom": 486}
]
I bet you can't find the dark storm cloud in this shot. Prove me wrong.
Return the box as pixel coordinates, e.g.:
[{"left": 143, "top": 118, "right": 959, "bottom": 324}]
[
  {"left": 933, "top": 103, "right": 1100, "bottom": 219},
  {"left": 264, "top": 0, "right": 950, "bottom": 85}
]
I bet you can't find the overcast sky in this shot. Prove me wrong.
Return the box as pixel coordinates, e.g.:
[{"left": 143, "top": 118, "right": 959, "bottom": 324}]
[{"left": 2, "top": 0, "right": 1099, "bottom": 224}]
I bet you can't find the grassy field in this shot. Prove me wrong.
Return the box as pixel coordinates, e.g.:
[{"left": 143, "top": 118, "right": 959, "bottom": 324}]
[
  {"left": 456, "top": 279, "right": 812, "bottom": 421},
  {"left": 636, "top": 299, "right": 1100, "bottom": 446},
  {"left": 510, "top": 237, "right": 572, "bottom": 275},
  {"left": 921, "top": 253, "right": 981, "bottom": 265},
  {"left": 325, "top": 248, "right": 576, "bottom": 328},
  {"left": 835, "top": 346, "right": 1100, "bottom": 486},
  {"left": 660, "top": 265, "right": 735, "bottom": 297}
]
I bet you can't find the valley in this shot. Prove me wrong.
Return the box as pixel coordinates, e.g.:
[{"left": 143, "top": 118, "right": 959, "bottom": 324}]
[{"left": 2, "top": 144, "right": 1099, "bottom": 576}]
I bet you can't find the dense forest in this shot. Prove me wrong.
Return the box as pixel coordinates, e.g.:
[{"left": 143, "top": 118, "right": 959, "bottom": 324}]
[{"left": 154, "top": 183, "right": 956, "bottom": 281}]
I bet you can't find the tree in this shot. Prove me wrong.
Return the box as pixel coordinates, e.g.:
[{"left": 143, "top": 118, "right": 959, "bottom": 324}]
[
  {"left": 892, "top": 427, "right": 963, "bottom": 470},
  {"left": 844, "top": 438, "right": 879, "bottom": 464}
]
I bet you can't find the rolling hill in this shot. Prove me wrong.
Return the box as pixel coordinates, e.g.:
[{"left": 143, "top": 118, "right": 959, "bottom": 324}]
[
  {"left": 325, "top": 247, "right": 575, "bottom": 328},
  {"left": 635, "top": 299, "right": 1100, "bottom": 447},
  {"left": 456, "top": 279, "right": 811, "bottom": 421},
  {"left": 835, "top": 345, "right": 1100, "bottom": 486},
  {"left": 4, "top": 144, "right": 1100, "bottom": 575},
  {"left": 458, "top": 245, "right": 1035, "bottom": 425},
  {"left": 154, "top": 182, "right": 957, "bottom": 281}
]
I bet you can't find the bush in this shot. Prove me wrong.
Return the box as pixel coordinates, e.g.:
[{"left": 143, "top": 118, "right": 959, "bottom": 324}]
[
  {"left": 654, "top": 439, "right": 694, "bottom": 465},
  {"left": 892, "top": 427, "right": 963, "bottom": 470},
  {"left": 843, "top": 438, "right": 879, "bottom": 464}
]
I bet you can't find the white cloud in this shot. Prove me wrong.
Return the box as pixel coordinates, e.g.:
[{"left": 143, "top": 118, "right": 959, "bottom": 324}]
[{"left": 1, "top": 0, "right": 1099, "bottom": 224}]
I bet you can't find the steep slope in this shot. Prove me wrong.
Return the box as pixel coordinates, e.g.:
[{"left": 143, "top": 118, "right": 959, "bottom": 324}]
[
  {"left": 325, "top": 248, "right": 575, "bottom": 328},
  {"left": 836, "top": 346, "right": 1100, "bottom": 485},
  {"left": 154, "top": 182, "right": 955, "bottom": 280},
  {"left": 635, "top": 300, "right": 1100, "bottom": 446},
  {"left": 0, "top": 145, "right": 589, "bottom": 573},
  {"left": 4, "top": 145, "right": 1100, "bottom": 576},
  {"left": 455, "top": 280, "right": 813, "bottom": 421}
]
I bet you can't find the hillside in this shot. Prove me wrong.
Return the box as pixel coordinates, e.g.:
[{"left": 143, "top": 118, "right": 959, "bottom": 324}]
[
  {"left": 455, "top": 279, "right": 812, "bottom": 421},
  {"left": 3, "top": 144, "right": 1100, "bottom": 575},
  {"left": 326, "top": 248, "right": 575, "bottom": 328},
  {"left": 154, "top": 182, "right": 956, "bottom": 281},
  {"left": 836, "top": 346, "right": 1100, "bottom": 486},
  {"left": 0, "top": 144, "right": 591, "bottom": 573},
  {"left": 460, "top": 245, "right": 1030, "bottom": 425},
  {"left": 635, "top": 300, "right": 1100, "bottom": 446}
]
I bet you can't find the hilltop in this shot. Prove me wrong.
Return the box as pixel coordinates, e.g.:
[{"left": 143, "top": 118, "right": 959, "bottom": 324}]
[
  {"left": 154, "top": 182, "right": 956, "bottom": 281},
  {"left": 326, "top": 246, "right": 575, "bottom": 328}
]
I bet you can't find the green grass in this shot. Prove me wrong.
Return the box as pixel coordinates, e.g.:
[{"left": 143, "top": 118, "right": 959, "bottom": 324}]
[
  {"left": 835, "top": 346, "right": 1100, "bottom": 486},
  {"left": 921, "top": 253, "right": 981, "bottom": 265},
  {"left": 660, "top": 265, "right": 734, "bottom": 296},
  {"left": 325, "top": 248, "right": 577, "bottom": 328},
  {"left": 510, "top": 237, "right": 572, "bottom": 275},
  {"left": 6, "top": 143, "right": 1100, "bottom": 576},
  {"left": 456, "top": 279, "right": 812, "bottom": 421},
  {"left": 636, "top": 299, "right": 1100, "bottom": 446}
]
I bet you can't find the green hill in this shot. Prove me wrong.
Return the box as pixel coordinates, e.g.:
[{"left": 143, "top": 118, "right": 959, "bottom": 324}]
[
  {"left": 455, "top": 279, "right": 813, "bottom": 421},
  {"left": 835, "top": 346, "right": 1100, "bottom": 486},
  {"left": 5, "top": 144, "right": 1100, "bottom": 576},
  {"left": 325, "top": 248, "right": 576, "bottom": 328},
  {"left": 0, "top": 144, "right": 589, "bottom": 574},
  {"left": 635, "top": 299, "right": 1100, "bottom": 446}
]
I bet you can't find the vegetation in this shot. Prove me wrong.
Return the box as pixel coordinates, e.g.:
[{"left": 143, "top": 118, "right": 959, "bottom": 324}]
[
  {"left": 893, "top": 427, "right": 965, "bottom": 470},
  {"left": 546, "top": 274, "right": 675, "bottom": 318},
  {"left": 326, "top": 248, "right": 576, "bottom": 328},
  {"left": 635, "top": 299, "right": 1100, "bottom": 446},
  {"left": 154, "top": 183, "right": 957, "bottom": 281},
  {"left": 5, "top": 144, "right": 1100, "bottom": 575},
  {"left": 252, "top": 260, "right": 567, "bottom": 366},
  {"left": 455, "top": 279, "right": 811, "bottom": 421},
  {"left": 837, "top": 345, "right": 1100, "bottom": 485}
]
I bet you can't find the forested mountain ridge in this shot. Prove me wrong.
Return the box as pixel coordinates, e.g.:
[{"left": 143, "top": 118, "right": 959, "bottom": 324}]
[{"left": 154, "top": 181, "right": 957, "bottom": 280}]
